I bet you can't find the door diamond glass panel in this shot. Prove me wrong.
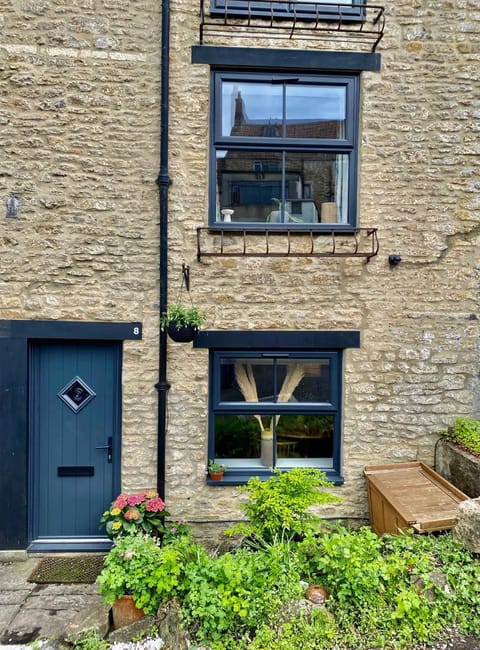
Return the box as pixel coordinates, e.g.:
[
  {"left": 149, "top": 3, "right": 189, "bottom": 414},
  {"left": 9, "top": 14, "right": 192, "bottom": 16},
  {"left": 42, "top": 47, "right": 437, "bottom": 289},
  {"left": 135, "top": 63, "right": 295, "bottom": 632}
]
[{"left": 58, "top": 376, "right": 96, "bottom": 413}]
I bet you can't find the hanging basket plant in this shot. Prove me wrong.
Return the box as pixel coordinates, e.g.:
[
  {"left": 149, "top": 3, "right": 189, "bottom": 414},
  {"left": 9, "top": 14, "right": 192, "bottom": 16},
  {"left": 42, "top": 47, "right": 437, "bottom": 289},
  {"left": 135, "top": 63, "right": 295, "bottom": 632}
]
[{"left": 160, "top": 303, "right": 206, "bottom": 343}]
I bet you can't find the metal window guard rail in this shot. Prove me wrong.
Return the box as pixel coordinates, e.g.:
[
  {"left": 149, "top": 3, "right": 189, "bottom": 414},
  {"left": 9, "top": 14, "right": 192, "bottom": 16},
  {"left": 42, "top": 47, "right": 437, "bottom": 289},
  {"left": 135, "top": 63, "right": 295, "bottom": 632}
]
[
  {"left": 197, "top": 227, "right": 379, "bottom": 261},
  {"left": 200, "top": 1, "right": 385, "bottom": 52}
]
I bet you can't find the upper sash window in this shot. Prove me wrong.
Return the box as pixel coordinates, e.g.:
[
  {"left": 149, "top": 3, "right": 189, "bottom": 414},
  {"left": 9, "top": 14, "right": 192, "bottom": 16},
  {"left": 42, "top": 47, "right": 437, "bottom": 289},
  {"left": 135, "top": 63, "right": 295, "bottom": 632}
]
[{"left": 210, "top": 71, "right": 360, "bottom": 229}]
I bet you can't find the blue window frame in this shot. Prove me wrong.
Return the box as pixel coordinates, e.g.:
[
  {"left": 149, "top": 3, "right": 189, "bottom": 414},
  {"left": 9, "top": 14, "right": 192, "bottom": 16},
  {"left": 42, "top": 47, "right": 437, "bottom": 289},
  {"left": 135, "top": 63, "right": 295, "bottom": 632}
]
[
  {"left": 210, "top": 0, "right": 366, "bottom": 22},
  {"left": 209, "top": 70, "right": 360, "bottom": 230},
  {"left": 207, "top": 350, "right": 343, "bottom": 483}
]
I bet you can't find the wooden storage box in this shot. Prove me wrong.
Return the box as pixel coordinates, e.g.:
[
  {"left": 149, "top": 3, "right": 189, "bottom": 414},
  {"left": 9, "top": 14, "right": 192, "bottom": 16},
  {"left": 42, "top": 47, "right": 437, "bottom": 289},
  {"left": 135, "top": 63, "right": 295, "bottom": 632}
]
[{"left": 364, "top": 462, "right": 468, "bottom": 535}]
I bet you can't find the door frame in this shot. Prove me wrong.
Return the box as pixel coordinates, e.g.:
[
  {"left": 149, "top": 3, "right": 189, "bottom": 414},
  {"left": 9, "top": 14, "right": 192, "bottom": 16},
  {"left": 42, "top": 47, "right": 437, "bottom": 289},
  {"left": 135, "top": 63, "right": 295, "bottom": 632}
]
[
  {"left": 0, "top": 320, "right": 142, "bottom": 552},
  {"left": 28, "top": 340, "right": 123, "bottom": 553}
]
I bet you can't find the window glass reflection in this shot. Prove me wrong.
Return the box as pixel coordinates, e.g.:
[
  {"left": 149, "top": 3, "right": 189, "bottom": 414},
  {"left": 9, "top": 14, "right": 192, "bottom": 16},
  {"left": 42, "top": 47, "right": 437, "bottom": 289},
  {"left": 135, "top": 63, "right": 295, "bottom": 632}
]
[
  {"left": 220, "top": 358, "right": 331, "bottom": 404},
  {"left": 216, "top": 150, "right": 349, "bottom": 224},
  {"left": 285, "top": 85, "right": 346, "bottom": 139},
  {"left": 284, "top": 152, "right": 349, "bottom": 225},
  {"left": 276, "top": 414, "right": 334, "bottom": 459},
  {"left": 215, "top": 415, "right": 260, "bottom": 460},
  {"left": 222, "top": 82, "right": 283, "bottom": 138},
  {"left": 220, "top": 358, "right": 274, "bottom": 403},
  {"left": 222, "top": 82, "right": 346, "bottom": 140},
  {"left": 277, "top": 359, "right": 331, "bottom": 403},
  {"left": 214, "top": 414, "right": 334, "bottom": 461}
]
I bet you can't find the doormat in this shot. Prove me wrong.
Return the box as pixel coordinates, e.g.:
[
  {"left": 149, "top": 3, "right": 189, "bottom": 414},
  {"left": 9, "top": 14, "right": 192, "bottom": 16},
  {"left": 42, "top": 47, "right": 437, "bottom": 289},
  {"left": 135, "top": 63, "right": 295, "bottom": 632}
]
[{"left": 28, "top": 554, "right": 106, "bottom": 584}]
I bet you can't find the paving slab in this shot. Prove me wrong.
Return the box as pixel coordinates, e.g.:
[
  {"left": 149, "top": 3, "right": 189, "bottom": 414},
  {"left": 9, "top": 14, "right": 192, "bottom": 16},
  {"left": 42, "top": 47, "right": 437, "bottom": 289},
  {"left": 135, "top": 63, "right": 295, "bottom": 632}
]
[
  {"left": 2, "top": 607, "right": 79, "bottom": 645},
  {"left": 0, "top": 559, "right": 104, "bottom": 647},
  {"left": 0, "top": 560, "right": 38, "bottom": 590},
  {"left": 0, "top": 607, "right": 19, "bottom": 638},
  {"left": 21, "top": 591, "right": 100, "bottom": 611},
  {"left": 0, "top": 591, "right": 31, "bottom": 607}
]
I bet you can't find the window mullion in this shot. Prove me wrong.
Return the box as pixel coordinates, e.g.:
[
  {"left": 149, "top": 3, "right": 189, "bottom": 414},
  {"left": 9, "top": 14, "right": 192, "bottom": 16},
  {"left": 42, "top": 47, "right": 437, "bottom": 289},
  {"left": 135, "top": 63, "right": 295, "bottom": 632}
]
[
  {"left": 280, "top": 83, "right": 287, "bottom": 222},
  {"left": 273, "top": 357, "right": 278, "bottom": 403}
]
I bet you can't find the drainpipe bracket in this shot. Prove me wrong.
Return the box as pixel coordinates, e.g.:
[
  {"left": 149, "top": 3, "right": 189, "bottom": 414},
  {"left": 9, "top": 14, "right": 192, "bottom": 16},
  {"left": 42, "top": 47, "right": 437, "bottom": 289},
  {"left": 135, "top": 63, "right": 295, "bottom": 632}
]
[
  {"left": 155, "top": 381, "right": 171, "bottom": 393},
  {"left": 156, "top": 173, "right": 173, "bottom": 188}
]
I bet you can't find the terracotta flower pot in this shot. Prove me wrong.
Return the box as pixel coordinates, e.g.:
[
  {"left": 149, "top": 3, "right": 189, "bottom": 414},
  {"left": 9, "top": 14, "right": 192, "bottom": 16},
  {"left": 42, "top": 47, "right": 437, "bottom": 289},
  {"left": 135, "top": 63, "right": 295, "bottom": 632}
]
[
  {"left": 112, "top": 594, "right": 145, "bottom": 630},
  {"left": 208, "top": 471, "right": 224, "bottom": 481},
  {"left": 306, "top": 584, "right": 330, "bottom": 604}
]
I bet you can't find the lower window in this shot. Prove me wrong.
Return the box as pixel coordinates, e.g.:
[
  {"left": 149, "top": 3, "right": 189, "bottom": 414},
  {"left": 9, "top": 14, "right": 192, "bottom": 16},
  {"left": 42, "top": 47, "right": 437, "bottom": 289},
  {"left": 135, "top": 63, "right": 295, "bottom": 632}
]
[{"left": 208, "top": 350, "right": 343, "bottom": 482}]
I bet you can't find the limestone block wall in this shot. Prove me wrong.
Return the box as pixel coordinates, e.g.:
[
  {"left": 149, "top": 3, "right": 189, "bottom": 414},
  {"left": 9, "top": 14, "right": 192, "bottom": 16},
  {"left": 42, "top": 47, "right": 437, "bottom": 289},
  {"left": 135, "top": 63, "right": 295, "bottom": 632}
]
[
  {"left": 1, "top": 0, "right": 479, "bottom": 526},
  {"left": 0, "top": 0, "right": 162, "bottom": 490},
  {"left": 163, "top": 0, "right": 480, "bottom": 524}
]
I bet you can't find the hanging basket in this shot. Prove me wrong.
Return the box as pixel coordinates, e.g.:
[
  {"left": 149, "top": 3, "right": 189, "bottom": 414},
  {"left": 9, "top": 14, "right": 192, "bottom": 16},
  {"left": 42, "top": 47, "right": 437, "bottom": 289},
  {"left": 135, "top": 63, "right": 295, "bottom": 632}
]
[{"left": 167, "top": 323, "right": 199, "bottom": 343}]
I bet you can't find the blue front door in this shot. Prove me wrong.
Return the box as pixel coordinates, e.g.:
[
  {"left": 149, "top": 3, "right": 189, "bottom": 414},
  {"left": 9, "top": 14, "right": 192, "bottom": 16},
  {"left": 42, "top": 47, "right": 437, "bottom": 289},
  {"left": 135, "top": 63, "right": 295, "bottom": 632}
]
[{"left": 29, "top": 340, "right": 121, "bottom": 551}]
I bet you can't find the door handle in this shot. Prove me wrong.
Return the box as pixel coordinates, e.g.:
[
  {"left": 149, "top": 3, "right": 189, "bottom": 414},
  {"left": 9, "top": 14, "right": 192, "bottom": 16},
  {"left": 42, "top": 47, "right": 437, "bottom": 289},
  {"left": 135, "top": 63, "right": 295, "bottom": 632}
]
[{"left": 96, "top": 436, "right": 112, "bottom": 463}]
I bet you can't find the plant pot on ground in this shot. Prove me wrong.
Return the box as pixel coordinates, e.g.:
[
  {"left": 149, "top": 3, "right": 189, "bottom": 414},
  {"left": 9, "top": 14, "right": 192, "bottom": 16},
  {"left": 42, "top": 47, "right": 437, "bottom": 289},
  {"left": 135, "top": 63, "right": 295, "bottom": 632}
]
[
  {"left": 208, "top": 459, "right": 226, "bottom": 480},
  {"left": 111, "top": 594, "right": 145, "bottom": 630},
  {"left": 96, "top": 533, "right": 163, "bottom": 628},
  {"left": 160, "top": 303, "right": 206, "bottom": 343}
]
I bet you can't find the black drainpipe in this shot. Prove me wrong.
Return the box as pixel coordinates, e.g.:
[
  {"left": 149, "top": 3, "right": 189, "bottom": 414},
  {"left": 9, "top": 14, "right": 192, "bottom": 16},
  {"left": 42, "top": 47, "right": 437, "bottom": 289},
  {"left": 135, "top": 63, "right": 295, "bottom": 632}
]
[{"left": 155, "top": 0, "right": 171, "bottom": 500}]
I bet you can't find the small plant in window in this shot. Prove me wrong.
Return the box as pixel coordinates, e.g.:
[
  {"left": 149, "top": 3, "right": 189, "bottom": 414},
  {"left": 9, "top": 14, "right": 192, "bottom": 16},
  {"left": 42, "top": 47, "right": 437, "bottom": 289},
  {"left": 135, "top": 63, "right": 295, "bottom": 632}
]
[
  {"left": 266, "top": 198, "right": 303, "bottom": 224},
  {"left": 208, "top": 459, "right": 226, "bottom": 480}
]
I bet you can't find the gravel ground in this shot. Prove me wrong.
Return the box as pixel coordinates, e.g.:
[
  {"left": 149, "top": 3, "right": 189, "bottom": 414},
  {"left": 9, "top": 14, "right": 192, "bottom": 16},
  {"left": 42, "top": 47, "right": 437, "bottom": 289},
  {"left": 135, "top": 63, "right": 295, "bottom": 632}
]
[
  {"left": 417, "top": 631, "right": 480, "bottom": 650},
  {"left": 1, "top": 628, "right": 478, "bottom": 649},
  {"left": 107, "top": 630, "right": 480, "bottom": 650}
]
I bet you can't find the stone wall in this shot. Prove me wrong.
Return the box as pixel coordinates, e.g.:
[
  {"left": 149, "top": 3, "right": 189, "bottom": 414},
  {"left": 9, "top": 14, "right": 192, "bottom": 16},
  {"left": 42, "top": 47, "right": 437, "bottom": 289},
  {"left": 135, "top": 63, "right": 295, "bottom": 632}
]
[
  {"left": 436, "top": 439, "right": 480, "bottom": 498},
  {"left": 0, "top": 0, "right": 162, "bottom": 490},
  {"left": 1, "top": 0, "right": 479, "bottom": 526}
]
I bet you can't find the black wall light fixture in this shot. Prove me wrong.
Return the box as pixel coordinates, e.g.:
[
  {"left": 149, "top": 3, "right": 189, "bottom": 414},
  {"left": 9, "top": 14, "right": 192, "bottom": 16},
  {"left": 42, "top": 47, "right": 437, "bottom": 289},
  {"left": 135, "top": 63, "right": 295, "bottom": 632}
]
[
  {"left": 388, "top": 254, "right": 402, "bottom": 266},
  {"left": 6, "top": 194, "right": 19, "bottom": 218}
]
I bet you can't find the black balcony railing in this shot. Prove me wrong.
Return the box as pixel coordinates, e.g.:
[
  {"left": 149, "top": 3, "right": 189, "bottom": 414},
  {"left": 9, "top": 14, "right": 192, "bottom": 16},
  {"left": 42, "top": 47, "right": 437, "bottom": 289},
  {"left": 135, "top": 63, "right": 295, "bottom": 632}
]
[{"left": 200, "top": 0, "right": 385, "bottom": 52}]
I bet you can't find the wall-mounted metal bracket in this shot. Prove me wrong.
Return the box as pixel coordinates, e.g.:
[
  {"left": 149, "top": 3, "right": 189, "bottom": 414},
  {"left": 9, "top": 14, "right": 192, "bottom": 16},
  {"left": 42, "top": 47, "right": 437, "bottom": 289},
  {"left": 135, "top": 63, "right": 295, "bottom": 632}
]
[
  {"left": 197, "top": 227, "right": 379, "bottom": 262},
  {"left": 182, "top": 263, "right": 190, "bottom": 292}
]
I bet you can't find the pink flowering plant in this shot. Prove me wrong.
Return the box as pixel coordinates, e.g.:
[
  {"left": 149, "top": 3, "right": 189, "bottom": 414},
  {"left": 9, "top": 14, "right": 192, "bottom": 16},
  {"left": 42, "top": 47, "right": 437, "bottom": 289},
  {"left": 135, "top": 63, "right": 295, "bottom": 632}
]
[{"left": 100, "top": 490, "right": 170, "bottom": 539}]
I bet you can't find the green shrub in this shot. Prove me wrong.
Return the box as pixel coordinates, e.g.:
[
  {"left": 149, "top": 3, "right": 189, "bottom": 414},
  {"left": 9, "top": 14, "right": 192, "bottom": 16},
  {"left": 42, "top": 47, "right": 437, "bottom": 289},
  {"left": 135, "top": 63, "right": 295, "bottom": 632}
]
[
  {"left": 250, "top": 608, "right": 337, "bottom": 650},
  {"left": 294, "top": 525, "right": 480, "bottom": 649},
  {"left": 179, "top": 541, "right": 303, "bottom": 649},
  {"left": 94, "top": 474, "right": 480, "bottom": 650},
  {"left": 227, "top": 468, "right": 341, "bottom": 543},
  {"left": 387, "top": 531, "right": 480, "bottom": 637},
  {"left": 298, "top": 525, "right": 412, "bottom": 606},
  {"left": 68, "top": 631, "right": 110, "bottom": 650},
  {"left": 441, "top": 417, "right": 480, "bottom": 455},
  {"left": 97, "top": 532, "right": 189, "bottom": 614}
]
